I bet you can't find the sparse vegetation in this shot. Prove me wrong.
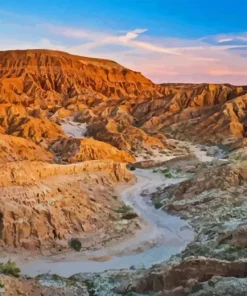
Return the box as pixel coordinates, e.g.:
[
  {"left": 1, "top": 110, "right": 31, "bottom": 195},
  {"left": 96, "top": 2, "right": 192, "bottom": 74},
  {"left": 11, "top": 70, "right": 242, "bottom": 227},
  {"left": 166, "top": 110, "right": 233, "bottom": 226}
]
[
  {"left": 227, "top": 246, "right": 246, "bottom": 254},
  {"left": 112, "top": 195, "right": 118, "bottom": 200},
  {"left": 129, "top": 166, "right": 136, "bottom": 171},
  {"left": 0, "top": 283, "right": 4, "bottom": 289},
  {"left": 164, "top": 171, "right": 172, "bottom": 178},
  {"left": 51, "top": 274, "right": 64, "bottom": 281},
  {"left": 0, "top": 261, "right": 20, "bottom": 277},
  {"left": 122, "top": 212, "right": 138, "bottom": 220},
  {"left": 69, "top": 238, "right": 82, "bottom": 252},
  {"left": 84, "top": 280, "right": 95, "bottom": 296},
  {"left": 153, "top": 167, "right": 173, "bottom": 178},
  {"left": 161, "top": 168, "right": 172, "bottom": 178},
  {"left": 115, "top": 205, "right": 132, "bottom": 214},
  {"left": 154, "top": 201, "right": 163, "bottom": 209}
]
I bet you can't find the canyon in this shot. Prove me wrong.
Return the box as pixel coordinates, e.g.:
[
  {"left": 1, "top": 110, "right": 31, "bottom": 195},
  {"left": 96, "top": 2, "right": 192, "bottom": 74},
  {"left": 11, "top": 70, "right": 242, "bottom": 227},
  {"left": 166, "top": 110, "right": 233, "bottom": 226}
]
[{"left": 0, "top": 49, "right": 247, "bottom": 295}]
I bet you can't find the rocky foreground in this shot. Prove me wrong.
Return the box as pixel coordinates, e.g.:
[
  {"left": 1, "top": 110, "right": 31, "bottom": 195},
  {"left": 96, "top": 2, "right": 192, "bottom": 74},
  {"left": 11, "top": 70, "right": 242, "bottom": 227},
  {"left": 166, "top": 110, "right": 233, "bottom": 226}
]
[
  {"left": 1, "top": 49, "right": 247, "bottom": 295},
  {"left": 125, "top": 144, "right": 247, "bottom": 296}
]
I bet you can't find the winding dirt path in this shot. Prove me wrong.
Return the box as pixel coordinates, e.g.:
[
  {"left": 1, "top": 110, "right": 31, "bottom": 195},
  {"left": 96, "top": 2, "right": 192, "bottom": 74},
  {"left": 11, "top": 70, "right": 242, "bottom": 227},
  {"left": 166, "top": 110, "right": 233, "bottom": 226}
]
[{"left": 17, "top": 168, "right": 194, "bottom": 277}]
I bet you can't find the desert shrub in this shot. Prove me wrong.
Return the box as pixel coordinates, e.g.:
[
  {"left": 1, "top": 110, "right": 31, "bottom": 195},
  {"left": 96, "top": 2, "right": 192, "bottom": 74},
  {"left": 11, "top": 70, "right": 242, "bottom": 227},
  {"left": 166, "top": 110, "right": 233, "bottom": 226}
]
[
  {"left": 164, "top": 172, "right": 172, "bottom": 178},
  {"left": 0, "top": 261, "right": 20, "bottom": 277},
  {"left": 51, "top": 274, "right": 64, "bottom": 281},
  {"left": 69, "top": 238, "right": 82, "bottom": 252},
  {"left": 115, "top": 205, "right": 132, "bottom": 214},
  {"left": 154, "top": 202, "right": 163, "bottom": 209},
  {"left": 122, "top": 212, "right": 138, "bottom": 220},
  {"left": 161, "top": 168, "right": 169, "bottom": 174},
  {"left": 129, "top": 166, "right": 136, "bottom": 171},
  {"left": 84, "top": 280, "right": 95, "bottom": 296}
]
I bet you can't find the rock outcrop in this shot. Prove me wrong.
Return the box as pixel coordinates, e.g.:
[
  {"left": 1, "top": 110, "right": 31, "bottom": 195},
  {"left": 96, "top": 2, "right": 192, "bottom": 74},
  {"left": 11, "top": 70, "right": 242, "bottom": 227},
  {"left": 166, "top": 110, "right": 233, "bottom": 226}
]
[
  {"left": 2, "top": 48, "right": 247, "bottom": 295},
  {"left": 2, "top": 49, "right": 247, "bottom": 150},
  {"left": 134, "top": 257, "right": 247, "bottom": 296},
  {"left": 0, "top": 49, "right": 162, "bottom": 106},
  {"left": 0, "top": 274, "right": 89, "bottom": 296},
  {"left": 86, "top": 118, "right": 166, "bottom": 152},
  {"left": 130, "top": 148, "right": 247, "bottom": 296},
  {"left": 0, "top": 104, "right": 64, "bottom": 147},
  {"left": 50, "top": 137, "right": 135, "bottom": 163},
  {"left": 0, "top": 134, "right": 53, "bottom": 163},
  {"left": 0, "top": 160, "right": 136, "bottom": 250}
]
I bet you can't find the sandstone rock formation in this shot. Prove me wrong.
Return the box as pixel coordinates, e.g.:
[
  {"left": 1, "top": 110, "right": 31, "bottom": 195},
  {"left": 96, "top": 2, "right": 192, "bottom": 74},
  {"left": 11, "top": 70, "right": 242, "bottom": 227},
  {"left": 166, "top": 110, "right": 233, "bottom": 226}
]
[
  {"left": 0, "top": 49, "right": 162, "bottom": 106},
  {"left": 1, "top": 49, "right": 247, "bottom": 148},
  {"left": 0, "top": 104, "right": 64, "bottom": 147},
  {"left": 2, "top": 48, "right": 247, "bottom": 295},
  {"left": 50, "top": 137, "right": 135, "bottom": 163},
  {"left": 132, "top": 148, "right": 247, "bottom": 296},
  {"left": 0, "top": 274, "right": 89, "bottom": 296},
  {"left": 0, "top": 160, "right": 136, "bottom": 251},
  {"left": 0, "top": 134, "right": 53, "bottom": 163},
  {"left": 86, "top": 118, "right": 166, "bottom": 152},
  {"left": 134, "top": 257, "right": 247, "bottom": 296},
  {"left": 3, "top": 49, "right": 247, "bottom": 151}
]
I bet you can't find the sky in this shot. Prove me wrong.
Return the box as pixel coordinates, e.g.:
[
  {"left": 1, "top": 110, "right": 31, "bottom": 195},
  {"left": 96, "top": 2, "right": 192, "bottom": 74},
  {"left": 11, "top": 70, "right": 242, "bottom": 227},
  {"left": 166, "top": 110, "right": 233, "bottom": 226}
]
[{"left": 1, "top": 0, "right": 247, "bottom": 84}]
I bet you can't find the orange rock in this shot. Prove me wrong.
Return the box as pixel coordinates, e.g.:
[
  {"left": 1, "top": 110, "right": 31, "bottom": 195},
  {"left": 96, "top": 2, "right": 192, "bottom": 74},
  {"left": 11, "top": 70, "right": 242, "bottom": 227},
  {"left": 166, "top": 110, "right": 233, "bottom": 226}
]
[
  {"left": 51, "top": 137, "right": 135, "bottom": 163},
  {"left": 0, "top": 134, "right": 53, "bottom": 163}
]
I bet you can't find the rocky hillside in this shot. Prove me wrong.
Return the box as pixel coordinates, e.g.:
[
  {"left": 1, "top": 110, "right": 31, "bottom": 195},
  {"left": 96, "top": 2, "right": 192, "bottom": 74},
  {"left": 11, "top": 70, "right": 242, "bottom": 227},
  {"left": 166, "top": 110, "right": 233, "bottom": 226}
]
[
  {"left": 1, "top": 49, "right": 247, "bottom": 149},
  {"left": 2, "top": 49, "right": 247, "bottom": 295},
  {"left": 0, "top": 49, "right": 162, "bottom": 106},
  {"left": 0, "top": 160, "right": 136, "bottom": 250}
]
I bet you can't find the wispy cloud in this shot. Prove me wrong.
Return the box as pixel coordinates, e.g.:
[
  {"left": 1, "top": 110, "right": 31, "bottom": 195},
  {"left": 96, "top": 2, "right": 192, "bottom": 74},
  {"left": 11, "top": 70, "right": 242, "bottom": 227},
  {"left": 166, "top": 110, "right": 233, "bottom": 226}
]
[
  {"left": 218, "top": 38, "right": 234, "bottom": 43},
  {"left": 118, "top": 28, "right": 147, "bottom": 42},
  {"left": 48, "top": 25, "right": 91, "bottom": 39},
  {"left": 1, "top": 10, "right": 247, "bottom": 84},
  {"left": 216, "top": 34, "right": 247, "bottom": 44}
]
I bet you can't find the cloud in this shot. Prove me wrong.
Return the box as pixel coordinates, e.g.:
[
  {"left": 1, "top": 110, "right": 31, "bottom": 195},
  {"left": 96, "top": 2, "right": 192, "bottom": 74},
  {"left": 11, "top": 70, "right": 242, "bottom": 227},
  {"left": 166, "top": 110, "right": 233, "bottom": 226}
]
[
  {"left": 217, "top": 38, "right": 234, "bottom": 43},
  {"left": 44, "top": 24, "right": 247, "bottom": 59},
  {"left": 1, "top": 12, "right": 247, "bottom": 84},
  {"left": 48, "top": 25, "right": 91, "bottom": 39},
  {"left": 216, "top": 34, "right": 247, "bottom": 44},
  {"left": 130, "top": 40, "right": 182, "bottom": 55},
  {"left": 118, "top": 28, "right": 147, "bottom": 42}
]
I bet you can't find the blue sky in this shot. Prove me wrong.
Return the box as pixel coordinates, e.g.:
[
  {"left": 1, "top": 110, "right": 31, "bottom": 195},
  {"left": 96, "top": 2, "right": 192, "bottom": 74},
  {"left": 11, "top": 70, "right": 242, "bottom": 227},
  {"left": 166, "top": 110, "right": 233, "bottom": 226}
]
[{"left": 1, "top": 0, "right": 247, "bottom": 84}]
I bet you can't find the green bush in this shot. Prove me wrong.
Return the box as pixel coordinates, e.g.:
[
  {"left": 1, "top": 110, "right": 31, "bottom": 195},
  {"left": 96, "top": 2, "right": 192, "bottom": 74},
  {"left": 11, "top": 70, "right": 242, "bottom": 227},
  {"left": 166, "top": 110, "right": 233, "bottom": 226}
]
[
  {"left": 115, "top": 205, "right": 132, "bottom": 214},
  {"left": 0, "top": 261, "right": 20, "bottom": 277},
  {"left": 51, "top": 274, "right": 64, "bottom": 281},
  {"left": 69, "top": 238, "right": 82, "bottom": 252},
  {"left": 122, "top": 212, "right": 138, "bottom": 220},
  {"left": 129, "top": 166, "right": 136, "bottom": 171},
  {"left": 84, "top": 280, "right": 95, "bottom": 296},
  {"left": 164, "top": 172, "right": 172, "bottom": 178},
  {"left": 161, "top": 168, "right": 169, "bottom": 173},
  {"left": 0, "top": 283, "right": 4, "bottom": 288},
  {"left": 154, "top": 202, "right": 163, "bottom": 209}
]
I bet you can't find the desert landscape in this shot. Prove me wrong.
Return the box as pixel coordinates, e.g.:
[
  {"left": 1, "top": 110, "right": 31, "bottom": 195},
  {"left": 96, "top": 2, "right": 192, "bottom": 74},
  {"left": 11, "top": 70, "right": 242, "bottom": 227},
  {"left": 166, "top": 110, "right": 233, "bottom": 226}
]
[{"left": 0, "top": 47, "right": 246, "bottom": 295}]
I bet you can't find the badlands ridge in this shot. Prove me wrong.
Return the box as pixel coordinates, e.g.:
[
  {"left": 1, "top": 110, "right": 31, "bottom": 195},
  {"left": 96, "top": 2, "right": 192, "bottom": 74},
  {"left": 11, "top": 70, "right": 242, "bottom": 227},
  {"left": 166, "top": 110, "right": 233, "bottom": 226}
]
[{"left": 0, "top": 49, "right": 247, "bottom": 295}]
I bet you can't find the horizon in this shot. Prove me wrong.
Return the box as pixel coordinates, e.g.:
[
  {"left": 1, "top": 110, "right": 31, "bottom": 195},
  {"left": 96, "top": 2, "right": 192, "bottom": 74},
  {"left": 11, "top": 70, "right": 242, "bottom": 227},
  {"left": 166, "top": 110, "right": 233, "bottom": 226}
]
[{"left": 1, "top": 0, "right": 247, "bottom": 84}]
